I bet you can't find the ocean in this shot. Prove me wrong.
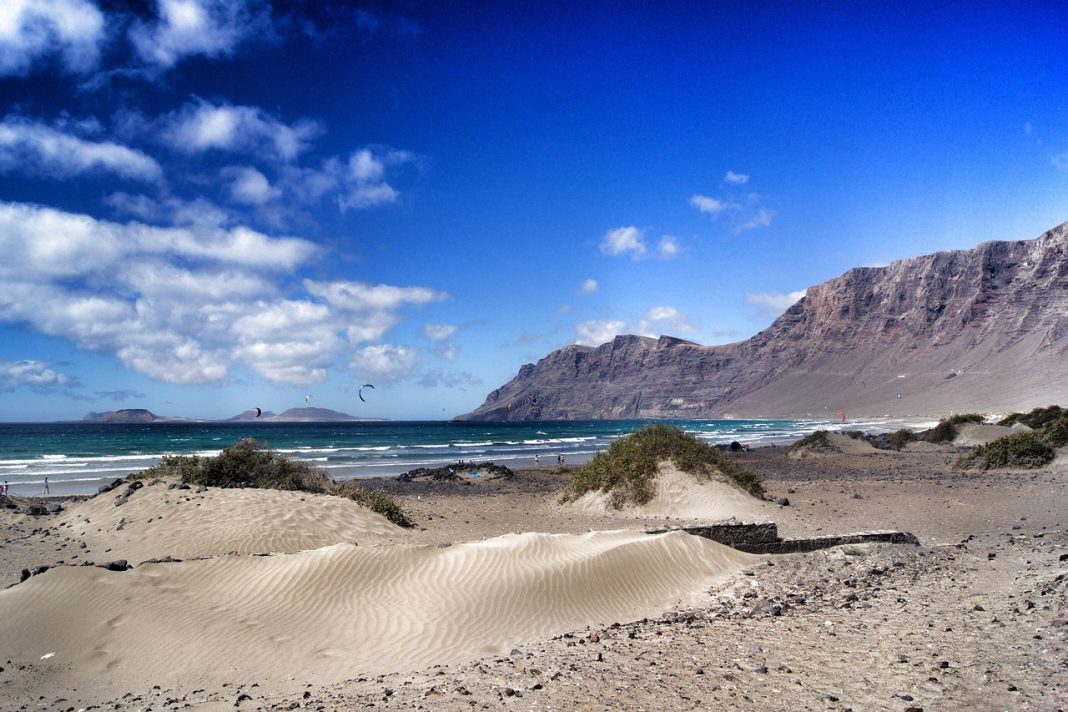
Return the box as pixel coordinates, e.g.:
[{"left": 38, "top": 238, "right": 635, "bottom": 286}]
[{"left": 0, "top": 417, "right": 923, "bottom": 497}]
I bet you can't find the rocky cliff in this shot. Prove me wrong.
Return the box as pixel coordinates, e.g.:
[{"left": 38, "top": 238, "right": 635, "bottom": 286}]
[{"left": 459, "top": 223, "right": 1068, "bottom": 420}]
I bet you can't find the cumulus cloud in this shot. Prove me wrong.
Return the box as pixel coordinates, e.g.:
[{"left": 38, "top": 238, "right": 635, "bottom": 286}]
[
  {"left": 129, "top": 0, "right": 272, "bottom": 70},
  {"left": 691, "top": 183, "right": 776, "bottom": 234},
  {"left": 637, "top": 305, "right": 693, "bottom": 336},
  {"left": 160, "top": 99, "right": 320, "bottom": 161},
  {"left": 658, "top": 235, "right": 680, "bottom": 259},
  {"left": 0, "top": 116, "right": 162, "bottom": 182},
  {"left": 417, "top": 368, "right": 481, "bottom": 388},
  {"left": 93, "top": 389, "right": 146, "bottom": 402},
  {"left": 0, "top": 201, "right": 446, "bottom": 386},
  {"left": 745, "top": 289, "right": 806, "bottom": 315},
  {"left": 724, "top": 170, "right": 749, "bottom": 184},
  {"left": 600, "top": 226, "right": 646, "bottom": 259},
  {"left": 350, "top": 344, "right": 418, "bottom": 382},
  {"left": 580, "top": 278, "right": 598, "bottom": 295},
  {"left": 339, "top": 147, "right": 416, "bottom": 211},
  {"left": 736, "top": 207, "right": 775, "bottom": 233},
  {"left": 223, "top": 165, "right": 279, "bottom": 204},
  {"left": 575, "top": 320, "right": 626, "bottom": 346},
  {"left": 422, "top": 323, "right": 457, "bottom": 341},
  {"left": 0, "top": 0, "right": 105, "bottom": 77},
  {"left": 690, "top": 194, "right": 729, "bottom": 215},
  {"left": 0, "top": 359, "right": 75, "bottom": 391}
]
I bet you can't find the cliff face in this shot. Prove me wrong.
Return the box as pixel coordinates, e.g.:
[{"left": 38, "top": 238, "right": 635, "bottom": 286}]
[{"left": 459, "top": 223, "right": 1068, "bottom": 420}]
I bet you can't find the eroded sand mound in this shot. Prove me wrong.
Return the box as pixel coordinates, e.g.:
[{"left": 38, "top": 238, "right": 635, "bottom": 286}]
[
  {"left": 953, "top": 423, "right": 1020, "bottom": 446},
  {"left": 0, "top": 530, "right": 755, "bottom": 700},
  {"left": 568, "top": 463, "right": 774, "bottom": 521},
  {"left": 788, "top": 432, "right": 880, "bottom": 459},
  {"left": 54, "top": 480, "right": 403, "bottom": 563}
]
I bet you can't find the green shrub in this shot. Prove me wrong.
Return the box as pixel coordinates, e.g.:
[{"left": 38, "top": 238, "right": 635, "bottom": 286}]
[
  {"left": 131, "top": 439, "right": 413, "bottom": 525},
  {"left": 336, "top": 485, "right": 413, "bottom": 528},
  {"left": 789, "top": 430, "right": 832, "bottom": 452},
  {"left": 959, "top": 431, "right": 1055, "bottom": 470},
  {"left": 877, "top": 429, "right": 917, "bottom": 451},
  {"left": 562, "top": 424, "right": 764, "bottom": 507},
  {"left": 925, "top": 414, "right": 984, "bottom": 444},
  {"left": 133, "top": 454, "right": 203, "bottom": 481},
  {"left": 843, "top": 430, "right": 866, "bottom": 440},
  {"left": 997, "top": 405, "right": 1065, "bottom": 429},
  {"left": 1040, "top": 414, "right": 1068, "bottom": 448},
  {"left": 184, "top": 438, "right": 331, "bottom": 492}
]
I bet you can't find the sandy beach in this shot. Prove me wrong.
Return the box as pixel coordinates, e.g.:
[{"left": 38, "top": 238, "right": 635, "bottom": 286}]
[{"left": 1, "top": 438, "right": 1065, "bottom": 711}]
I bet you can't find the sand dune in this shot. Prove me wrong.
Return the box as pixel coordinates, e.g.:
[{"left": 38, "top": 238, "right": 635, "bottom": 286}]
[
  {"left": 0, "top": 529, "right": 756, "bottom": 701},
  {"left": 953, "top": 422, "right": 1020, "bottom": 446},
  {"left": 788, "top": 432, "right": 880, "bottom": 459},
  {"left": 569, "top": 463, "right": 774, "bottom": 521},
  {"left": 54, "top": 481, "right": 404, "bottom": 563}
]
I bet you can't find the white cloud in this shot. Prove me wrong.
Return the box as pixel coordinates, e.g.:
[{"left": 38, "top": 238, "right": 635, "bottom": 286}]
[
  {"left": 580, "top": 278, "right": 598, "bottom": 295},
  {"left": 304, "top": 279, "right": 446, "bottom": 313},
  {"left": 422, "top": 323, "right": 457, "bottom": 341},
  {"left": 223, "top": 165, "right": 279, "bottom": 204},
  {"left": 745, "top": 290, "right": 806, "bottom": 315},
  {"left": 658, "top": 235, "right": 680, "bottom": 259},
  {"left": 691, "top": 187, "right": 775, "bottom": 234},
  {"left": 637, "top": 305, "right": 693, "bottom": 336},
  {"left": 339, "top": 147, "right": 416, "bottom": 211},
  {"left": 735, "top": 207, "right": 775, "bottom": 233},
  {"left": 600, "top": 226, "right": 646, "bottom": 259},
  {"left": 0, "top": 359, "right": 74, "bottom": 391},
  {"left": 724, "top": 170, "right": 749, "bottom": 184},
  {"left": 0, "top": 0, "right": 105, "bottom": 76},
  {"left": 0, "top": 116, "right": 162, "bottom": 182},
  {"left": 0, "top": 201, "right": 445, "bottom": 386},
  {"left": 161, "top": 99, "right": 320, "bottom": 161},
  {"left": 690, "top": 194, "right": 729, "bottom": 215},
  {"left": 129, "top": 0, "right": 270, "bottom": 69},
  {"left": 350, "top": 344, "right": 418, "bottom": 382},
  {"left": 575, "top": 320, "right": 626, "bottom": 346},
  {"left": 417, "top": 368, "right": 481, "bottom": 388}
]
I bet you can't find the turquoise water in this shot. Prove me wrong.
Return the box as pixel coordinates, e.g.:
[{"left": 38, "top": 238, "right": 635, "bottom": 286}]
[{"left": 0, "top": 417, "right": 900, "bottom": 497}]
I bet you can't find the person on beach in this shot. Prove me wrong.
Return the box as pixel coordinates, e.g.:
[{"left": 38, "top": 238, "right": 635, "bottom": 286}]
[
  {"left": 43, "top": 477, "right": 49, "bottom": 495},
  {"left": 533, "top": 454, "right": 540, "bottom": 465}
]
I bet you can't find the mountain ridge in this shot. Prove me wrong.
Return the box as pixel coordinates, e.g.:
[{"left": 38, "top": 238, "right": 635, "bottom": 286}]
[{"left": 458, "top": 222, "right": 1068, "bottom": 420}]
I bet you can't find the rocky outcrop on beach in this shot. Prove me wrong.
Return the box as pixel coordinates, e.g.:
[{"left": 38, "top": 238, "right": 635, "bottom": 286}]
[{"left": 460, "top": 222, "right": 1068, "bottom": 419}]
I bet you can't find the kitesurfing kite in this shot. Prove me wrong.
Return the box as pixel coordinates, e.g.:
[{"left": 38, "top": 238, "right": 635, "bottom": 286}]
[
  {"left": 254, "top": 407, "right": 262, "bottom": 418},
  {"left": 358, "top": 384, "right": 375, "bottom": 402}
]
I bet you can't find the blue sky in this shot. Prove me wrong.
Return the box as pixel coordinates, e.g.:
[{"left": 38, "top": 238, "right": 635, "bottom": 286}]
[{"left": 1, "top": 1, "right": 1067, "bottom": 422}]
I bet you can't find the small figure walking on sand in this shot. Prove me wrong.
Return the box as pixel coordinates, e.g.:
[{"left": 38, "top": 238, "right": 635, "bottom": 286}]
[
  {"left": 533, "top": 454, "right": 540, "bottom": 465},
  {"left": 43, "top": 477, "right": 50, "bottom": 495}
]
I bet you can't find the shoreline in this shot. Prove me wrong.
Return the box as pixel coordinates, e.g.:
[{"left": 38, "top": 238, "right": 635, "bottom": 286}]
[
  {"left": 1, "top": 443, "right": 1064, "bottom": 710},
  {"left": 0, "top": 415, "right": 943, "bottom": 498}
]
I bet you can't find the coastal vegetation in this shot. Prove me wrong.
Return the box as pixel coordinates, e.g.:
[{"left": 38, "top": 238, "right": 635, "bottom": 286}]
[
  {"left": 926, "top": 413, "right": 984, "bottom": 444},
  {"left": 960, "top": 431, "right": 1056, "bottom": 470},
  {"left": 134, "top": 438, "right": 412, "bottom": 526},
  {"left": 957, "top": 405, "right": 1068, "bottom": 469},
  {"left": 997, "top": 405, "right": 1066, "bottom": 428},
  {"left": 789, "top": 430, "right": 831, "bottom": 452},
  {"left": 562, "top": 424, "right": 764, "bottom": 508}
]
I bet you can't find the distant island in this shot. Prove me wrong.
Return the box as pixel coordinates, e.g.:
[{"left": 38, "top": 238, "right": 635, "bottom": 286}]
[{"left": 82, "top": 407, "right": 383, "bottom": 423}]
